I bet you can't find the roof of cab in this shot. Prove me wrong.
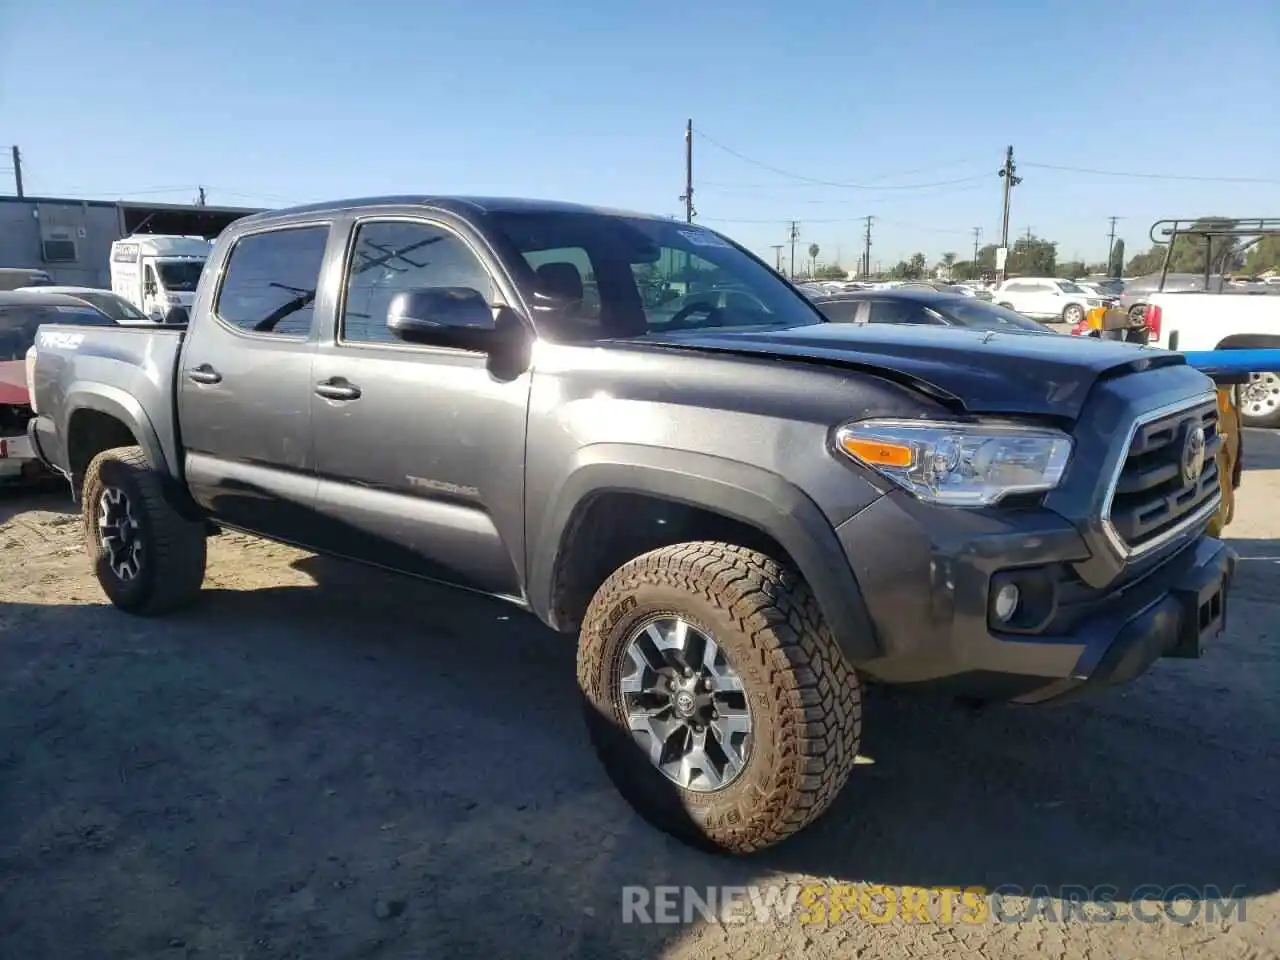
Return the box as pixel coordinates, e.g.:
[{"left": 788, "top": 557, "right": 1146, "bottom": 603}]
[{"left": 237, "top": 195, "right": 674, "bottom": 226}]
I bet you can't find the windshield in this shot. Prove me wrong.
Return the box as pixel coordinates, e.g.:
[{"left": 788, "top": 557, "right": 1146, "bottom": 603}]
[
  {"left": 934, "top": 298, "right": 1050, "bottom": 333},
  {"left": 1055, "top": 280, "right": 1086, "bottom": 294},
  {"left": 489, "top": 212, "right": 823, "bottom": 339},
  {"left": 75, "top": 292, "right": 146, "bottom": 323},
  {"left": 155, "top": 260, "right": 205, "bottom": 293}
]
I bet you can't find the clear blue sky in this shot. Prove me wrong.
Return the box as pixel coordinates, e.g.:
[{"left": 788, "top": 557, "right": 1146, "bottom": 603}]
[{"left": 2, "top": 0, "right": 1278, "bottom": 268}]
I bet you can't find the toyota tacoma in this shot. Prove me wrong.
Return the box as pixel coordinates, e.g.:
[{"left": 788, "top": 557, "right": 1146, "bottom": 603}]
[{"left": 26, "top": 197, "right": 1236, "bottom": 853}]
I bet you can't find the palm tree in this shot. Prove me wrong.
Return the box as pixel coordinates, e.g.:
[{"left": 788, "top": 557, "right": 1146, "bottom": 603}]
[
  {"left": 808, "top": 243, "right": 820, "bottom": 277},
  {"left": 940, "top": 252, "right": 957, "bottom": 280}
]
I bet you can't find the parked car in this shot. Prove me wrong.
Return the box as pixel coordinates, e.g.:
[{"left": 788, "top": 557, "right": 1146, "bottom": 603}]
[
  {"left": 28, "top": 195, "right": 1236, "bottom": 855},
  {"left": 0, "top": 268, "right": 54, "bottom": 291},
  {"left": 15, "top": 285, "right": 151, "bottom": 325},
  {"left": 1073, "top": 278, "right": 1124, "bottom": 299},
  {"left": 810, "top": 288, "right": 1050, "bottom": 333},
  {"left": 1, "top": 290, "right": 116, "bottom": 481},
  {"left": 992, "top": 277, "right": 1106, "bottom": 324}
]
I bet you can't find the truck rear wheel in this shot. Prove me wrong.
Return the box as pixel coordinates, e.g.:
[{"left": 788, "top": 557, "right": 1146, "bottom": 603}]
[
  {"left": 81, "top": 445, "right": 207, "bottom": 615},
  {"left": 577, "top": 542, "right": 862, "bottom": 854},
  {"left": 1240, "top": 371, "right": 1280, "bottom": 428}
]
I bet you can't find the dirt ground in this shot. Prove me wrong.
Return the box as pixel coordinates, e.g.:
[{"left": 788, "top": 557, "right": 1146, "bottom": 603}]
[{"left": 2, "top": 435, "right": 1278, "bottom": 960}]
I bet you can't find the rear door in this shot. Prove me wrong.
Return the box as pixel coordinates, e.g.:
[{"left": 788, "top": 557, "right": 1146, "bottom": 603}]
[
  {"left": 177, "top": 221, "right": 337, "bottom": 543},
  {"left": 1025, "top": 281, "right": 1063, "bottom": 317}
]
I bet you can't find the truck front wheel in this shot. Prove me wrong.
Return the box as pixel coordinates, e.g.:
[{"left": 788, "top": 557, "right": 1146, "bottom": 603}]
[
  {"left": 81, "top": 446, "right": 207, "bottom": 615},
  {"left": 577, "top": 542, "right": 862, "bottom": 854}
]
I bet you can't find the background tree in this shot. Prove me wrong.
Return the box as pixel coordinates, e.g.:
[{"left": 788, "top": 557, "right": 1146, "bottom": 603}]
[
  {"left": 1244, "top": 235, "right": 1280, "bottom": 274},
  {"left": 939, "top": 252, "right": 957, "bottom": 279},
  {"left": 907, "top": 252, "right": 927, "bottom": 279},
  {"left": 808, "top": 243, "right": 820, "bottom": 276},
  {"left": 1108, "top": 238, "right": 1126, "bottom": 277},
  {"left": 1006, "top": 234, "right": 1057, "bottom": 276},
  {"left": 1126, "top": 216, "right": 1244, "bottom": 278},
  {"left": 951, "top": 259, "right": 977, "bottom": 280},
  {"left": 813, "top": 262, "right": 847, "bottom": 280},
  {"left": 1057, "top": 260, "right": 1088, "bottom": 279}
]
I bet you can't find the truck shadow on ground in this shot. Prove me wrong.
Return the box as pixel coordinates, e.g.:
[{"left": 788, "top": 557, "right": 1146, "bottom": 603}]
[{"left": 3, "top": 538, "right": 1277, "bottom": 957}]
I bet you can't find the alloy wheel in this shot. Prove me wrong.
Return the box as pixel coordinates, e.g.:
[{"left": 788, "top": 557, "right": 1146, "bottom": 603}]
[
  {"left": 618, "top": 616, "right": 753, "bottom": 792},
  {"left": 98, "top": 486, "right": 143, "bottom": 581}
]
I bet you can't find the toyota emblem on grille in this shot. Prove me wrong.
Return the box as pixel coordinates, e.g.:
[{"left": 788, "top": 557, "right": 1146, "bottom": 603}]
[{"left": 1181, "top": 424, "right": 1207, "bottom": 485}]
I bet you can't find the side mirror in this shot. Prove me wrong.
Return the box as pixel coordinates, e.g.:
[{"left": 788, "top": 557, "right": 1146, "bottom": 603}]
[
  {"left": 386, "top": 286, "right": 498, "bottom": 349},
  {"left": 163, "top": 306, "right": 189, "bottom": 325}
]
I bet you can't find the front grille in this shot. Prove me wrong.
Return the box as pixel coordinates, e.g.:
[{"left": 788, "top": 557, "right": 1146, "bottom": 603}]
[{"left": 1103, "top": 395, "right": 1221, "bottom": 556}]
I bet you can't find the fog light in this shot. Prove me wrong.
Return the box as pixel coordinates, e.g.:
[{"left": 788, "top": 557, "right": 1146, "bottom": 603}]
[{"left": 994, "top": 583, "right": 1021, "bottom": 622}]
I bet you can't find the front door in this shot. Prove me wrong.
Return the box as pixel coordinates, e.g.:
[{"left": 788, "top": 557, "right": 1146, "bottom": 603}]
[
  {"left": 309, "top": 216, "right": 531, "bottom": 599},
  {"left": 177, "top": 222, "right": 334, "bottom": 543},
  {"left": 142, "top": 264, "right": 163, "bottom": 321}
]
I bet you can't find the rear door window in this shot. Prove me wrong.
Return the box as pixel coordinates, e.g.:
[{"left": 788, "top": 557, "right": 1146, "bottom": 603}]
[
  {"left": 815, "top": 299, "right": 863, "bottom": 323},
  {"left": 215, "top": 225, "right": 330, "bottom": 336},
  {"left": 866, "top": 299, "right": 936, "bottom": 325}
]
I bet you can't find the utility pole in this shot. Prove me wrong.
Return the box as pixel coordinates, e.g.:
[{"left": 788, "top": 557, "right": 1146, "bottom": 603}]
[
  {"left": 680, "top": 119, "right": 695, "bottom": 223},
  {"left": 997, "top": 145, "right": 1021, "bottom": 280},
  {"left": 862, "top": 216, "right": 873, "bottom": 278},
  {"left": 971, "top": 226, "right": 981, "bottom": 274},
  {"left": 10, "top": 145, "right": 23, "bottom": 198},
  {"left": 196, "top": 185, "right": 207, "bottom": 207},
  {"left": 771, "top": 244, "right": 784, "bottom": 271},
  {"left": 1025, "top": 225, "right": 1033, "bottom": 242},
  {"left": 1106, "top": 215, "right": 1119, "bottom": 272},
  {"left": 788, "top": 221, "right": 800, "bottom": 280}
]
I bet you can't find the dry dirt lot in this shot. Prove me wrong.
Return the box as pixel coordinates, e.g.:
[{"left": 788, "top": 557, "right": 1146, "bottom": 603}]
[{"left": 2, "top": 435, "right": 1278, "bottom": 960}]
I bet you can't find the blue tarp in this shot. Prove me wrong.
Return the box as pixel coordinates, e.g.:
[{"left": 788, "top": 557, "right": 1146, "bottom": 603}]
[{"left": 1180, "top": 349, "right": 1280, "bottom": 377}]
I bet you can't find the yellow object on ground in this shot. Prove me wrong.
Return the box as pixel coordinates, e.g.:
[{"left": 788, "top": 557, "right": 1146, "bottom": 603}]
[
  {"left": 1208, "top": 385, "right": 1241, "bottom": 536},
  {"left": 1085, "top": 305, "right": 1106, "bottom": 331}
]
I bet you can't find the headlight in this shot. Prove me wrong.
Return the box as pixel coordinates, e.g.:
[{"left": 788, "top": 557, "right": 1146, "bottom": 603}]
[{"left": 834, "top": 419, "right": 1073, "bottom": 505}]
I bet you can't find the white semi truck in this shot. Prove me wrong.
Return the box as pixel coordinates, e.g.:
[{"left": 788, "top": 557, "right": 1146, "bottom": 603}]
[{"left": 109, "top": 234, "right": 212, "bottom": 322}]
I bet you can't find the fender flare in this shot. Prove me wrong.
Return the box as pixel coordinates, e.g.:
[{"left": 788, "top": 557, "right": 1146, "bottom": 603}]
[
  {"left": 64, "top": 382, "right": 171, "bottom": 477},
  {"left": 529, "top": 443, "right": 882, "bottom": 663}
]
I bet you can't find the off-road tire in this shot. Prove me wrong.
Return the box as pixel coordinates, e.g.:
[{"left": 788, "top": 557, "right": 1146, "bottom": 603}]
[
  {"left": 577, "top": 542, "right": 863, "bottom": 854},
  {"left": 82, "top": 445, "right": 207, "bottom": 615}
]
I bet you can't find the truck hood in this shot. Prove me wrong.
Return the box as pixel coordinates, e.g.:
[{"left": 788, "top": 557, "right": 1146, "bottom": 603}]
[{"left": 631, "top": 322, "right": 1185, "bottom": 419}]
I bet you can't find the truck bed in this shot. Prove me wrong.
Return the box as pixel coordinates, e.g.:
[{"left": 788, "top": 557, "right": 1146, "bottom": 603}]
[{"left": 29, "top": 323, "right": 186, "bottom": 481}]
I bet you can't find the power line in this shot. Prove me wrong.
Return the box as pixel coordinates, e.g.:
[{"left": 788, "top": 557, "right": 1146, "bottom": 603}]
[
  {"left": 1022, "top": 161, "right": 1280, "bottom": 185},
  {"left": 693, "top": 157, "right": 989, "bottom": 191},
  {"left": 694, "top": 128, "right": 990, "bottom": 191}
]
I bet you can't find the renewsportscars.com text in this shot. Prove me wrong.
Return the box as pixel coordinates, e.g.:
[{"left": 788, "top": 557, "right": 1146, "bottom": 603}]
[{"left": 621, "top": 884, "right": 1247, "bottom": 926}]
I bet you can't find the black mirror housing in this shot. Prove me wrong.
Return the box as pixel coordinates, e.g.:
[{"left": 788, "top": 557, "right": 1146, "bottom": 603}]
[
  {"left": 386, "top": 286, "right": 497, "bottom": 349},
  {"left": 163, "top": 306, "right": 189, "bottom": 325}
]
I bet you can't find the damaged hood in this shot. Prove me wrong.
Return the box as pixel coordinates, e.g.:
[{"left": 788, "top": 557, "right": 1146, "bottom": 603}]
[{"left": 629, "top": 322, "right": 1188, "bottom": 419}]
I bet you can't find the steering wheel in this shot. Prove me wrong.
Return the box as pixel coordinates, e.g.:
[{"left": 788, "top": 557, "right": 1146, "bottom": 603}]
[{"left": 660, "top": 300, "right": 722, "bottom": 332}]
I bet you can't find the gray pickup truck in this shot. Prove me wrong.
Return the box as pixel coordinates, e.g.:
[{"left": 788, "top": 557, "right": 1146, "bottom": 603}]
[{"left": 27, "top": 196, "right": 1235, "bottom": 854}]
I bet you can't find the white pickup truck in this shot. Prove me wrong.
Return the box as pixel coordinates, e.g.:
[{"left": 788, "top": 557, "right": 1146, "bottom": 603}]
[{"left": 1144, "top": 292, "right": 1280, "bottom": 427}]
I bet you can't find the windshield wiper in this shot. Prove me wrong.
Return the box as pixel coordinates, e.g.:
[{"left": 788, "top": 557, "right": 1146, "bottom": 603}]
[{"left": 253, "top": 282, "right": 316, "bottom": 332}]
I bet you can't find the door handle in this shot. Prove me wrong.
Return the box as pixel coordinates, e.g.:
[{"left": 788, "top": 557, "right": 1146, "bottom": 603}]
[
  {"left": 186, "top": 364, "right": 222, "bottom": 385},
  {"left": 314, "top": 378, "right": 361, "bottom": 401}
]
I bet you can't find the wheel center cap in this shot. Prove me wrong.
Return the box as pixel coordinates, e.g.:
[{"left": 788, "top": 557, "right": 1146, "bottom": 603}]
[{"left": 673, "top": 690, "right": 696, "bottom": 717}]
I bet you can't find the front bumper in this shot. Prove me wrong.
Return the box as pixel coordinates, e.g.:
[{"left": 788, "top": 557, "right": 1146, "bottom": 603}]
[{"left": 836, "top": 492, "right": 1236, "bottom": 704}]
